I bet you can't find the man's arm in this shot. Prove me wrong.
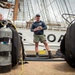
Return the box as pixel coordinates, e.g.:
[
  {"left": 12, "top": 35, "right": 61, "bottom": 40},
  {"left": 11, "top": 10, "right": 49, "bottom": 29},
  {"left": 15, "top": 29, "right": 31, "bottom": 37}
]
[
  {"left": 31, "top": 24, "right": 39, "bottom": 32},
  {"left": 42, "top": 21, "right": 47, "bottom": 30},
  {"left": 30, "top": 23, "right": 34, "bottom": 32},
  {"left": 31, "top": 23, "right": 39, "bottom": 32}
]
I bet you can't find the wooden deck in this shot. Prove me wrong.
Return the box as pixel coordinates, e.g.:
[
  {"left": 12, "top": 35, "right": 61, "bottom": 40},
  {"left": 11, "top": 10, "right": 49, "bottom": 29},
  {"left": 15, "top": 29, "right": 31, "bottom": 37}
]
[{"left": 0, "top": 61, "right": 75, "bottom": 75}]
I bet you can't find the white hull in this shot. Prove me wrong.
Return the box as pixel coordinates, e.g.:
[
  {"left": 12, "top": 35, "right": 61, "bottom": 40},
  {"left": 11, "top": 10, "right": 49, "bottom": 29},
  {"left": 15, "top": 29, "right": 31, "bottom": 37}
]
[{"left": 17, "top": 28, "right": 66, "bottom": 51}]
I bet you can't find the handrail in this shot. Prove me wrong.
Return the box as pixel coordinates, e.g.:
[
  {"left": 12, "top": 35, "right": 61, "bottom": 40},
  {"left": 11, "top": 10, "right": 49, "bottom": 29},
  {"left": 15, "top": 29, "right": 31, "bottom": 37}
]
[{"left": 62, "top": 13, "right": 75, "bottom": 25}]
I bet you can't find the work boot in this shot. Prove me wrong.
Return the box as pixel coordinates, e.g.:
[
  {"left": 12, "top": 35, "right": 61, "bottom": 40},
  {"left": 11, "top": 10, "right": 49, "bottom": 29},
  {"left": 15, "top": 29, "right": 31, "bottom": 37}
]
[
  {"left": 48, "top": 51, "right": 52, "bottom": 59},
  {"left": 36, "top": 52, "right": 39, "bottom": 58}
]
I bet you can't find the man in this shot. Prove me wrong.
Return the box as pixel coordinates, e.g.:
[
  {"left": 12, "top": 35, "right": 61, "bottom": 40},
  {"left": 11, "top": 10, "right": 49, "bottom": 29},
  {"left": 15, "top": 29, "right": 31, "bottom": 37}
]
[{"left": 30, "top": 14, "right": 52, "bottom": 58}]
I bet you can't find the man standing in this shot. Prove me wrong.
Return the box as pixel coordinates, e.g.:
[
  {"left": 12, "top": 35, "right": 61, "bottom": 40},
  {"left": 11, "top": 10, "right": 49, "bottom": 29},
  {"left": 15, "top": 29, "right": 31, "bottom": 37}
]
[{"left": 30, "top": 14, "right": 52, "bottom": 58}]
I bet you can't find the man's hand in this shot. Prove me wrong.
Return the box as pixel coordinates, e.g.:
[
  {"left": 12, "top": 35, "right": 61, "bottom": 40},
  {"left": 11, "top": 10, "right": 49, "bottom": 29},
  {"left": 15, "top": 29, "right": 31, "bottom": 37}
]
[
  {"left": 38, "top": 26, "right": 43, "bottom": 30},
  {"left": 33, "top": 28, "right": 39, "bottom": 31},
  {"left": 33, "top": 26, "right": 43, "bottom": 32}
]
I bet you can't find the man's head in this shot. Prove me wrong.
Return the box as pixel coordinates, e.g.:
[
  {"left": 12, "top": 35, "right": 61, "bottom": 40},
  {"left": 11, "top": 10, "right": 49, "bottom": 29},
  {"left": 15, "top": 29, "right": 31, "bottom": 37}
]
[
  {"left": 35, "top": 14, "right": 40, "bottom": 22},
  {"left": 0, "top": 14, "right": 3, "bottom": 20}
]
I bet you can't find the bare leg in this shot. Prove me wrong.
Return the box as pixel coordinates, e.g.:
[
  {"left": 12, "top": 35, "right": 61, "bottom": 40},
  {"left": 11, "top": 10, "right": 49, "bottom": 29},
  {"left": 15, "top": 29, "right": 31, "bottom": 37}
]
[
  {"left": 43, "top": 41, "right": 52, "bottom": 58},
  {"left": 35, "top": 42, "right": 39, "bottom": 53},
  {"left": 43, "top": 41, "right": 50, "bottom": 51}
]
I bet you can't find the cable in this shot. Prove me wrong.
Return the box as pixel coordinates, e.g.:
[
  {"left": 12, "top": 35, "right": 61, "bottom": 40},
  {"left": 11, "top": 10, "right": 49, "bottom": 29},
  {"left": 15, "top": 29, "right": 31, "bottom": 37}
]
[
  {"left": 43, "top": 0, "right": 51, "bottom": 24},
  {"left": 67, "top": 0, "right": 73, "bottom": 14},
  {"left": 60, "top": 0, "right": 65, "bottom": 13},
  {"left": 36, "top": 0, "right": 44, "bottom": 21},
  {"left": 27, "top": 0, "right": 31, "bottom": 20},
  {"left": 63, "top": 0, "right": 71, "bottom": 21},
  {"left": 55, "top": 0, "right": 66, "bottom": 27},
  {"left": 49, "top": 0, "right": 58, "bottom": 24}
]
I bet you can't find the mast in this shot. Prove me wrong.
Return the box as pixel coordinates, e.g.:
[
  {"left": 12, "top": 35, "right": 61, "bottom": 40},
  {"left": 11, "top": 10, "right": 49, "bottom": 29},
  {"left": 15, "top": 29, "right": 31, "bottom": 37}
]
[{"left": 13, "top": 0, "right": 19, "bottom": 21}]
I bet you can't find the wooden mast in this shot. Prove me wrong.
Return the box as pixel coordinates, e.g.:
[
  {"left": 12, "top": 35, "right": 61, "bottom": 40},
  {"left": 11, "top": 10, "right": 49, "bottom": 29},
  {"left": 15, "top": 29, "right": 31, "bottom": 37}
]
[{"left": 13, "top": 0, "right": 19, "bottom": 21}]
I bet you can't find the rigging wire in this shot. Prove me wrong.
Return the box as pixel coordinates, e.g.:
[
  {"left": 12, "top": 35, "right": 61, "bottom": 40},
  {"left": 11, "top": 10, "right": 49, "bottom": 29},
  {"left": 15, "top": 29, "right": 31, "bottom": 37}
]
[
  {"left": 42, "top": 0, "right": 50, "bottom": 23},
  {"left": 55, "top": 0, "right": 66, "bottom": 27},
  {"left": 26, "top": 0, "right": 31, "bottom": 20},
  {"left": 37, "top": 0, "right": 56, "bottom": 17},
  {"left": 67, "top": 0, "right": 73, "bottom": 14},
  {"left": 63, "top": 0, "right": 71, "bottom": 21},
  {"left": 29, "top": 0, "right": 35, "bottom": 18},
  {"left": 59, "top": 0, "right": 65, "bottom": 13},
  {"left": 23, "top": 0, "right": 25, "bottom": 21},
  {"left": 49, "top": 0, "right": 58, "bottom": 24},
  {"left": 36, "top": 0, "right": 44, "bottom": 21},
  {"left": 55, "top": 0, "right": 62, "bottom": 16},
  {"left": 7, "top": 8, "right": 11, "bottom": 19},
  {"left": 40, "top": 0, "right": 47, "bottom": 22},
  {"left": 59, "top": 0, "right": 68, "bottom": 27}
]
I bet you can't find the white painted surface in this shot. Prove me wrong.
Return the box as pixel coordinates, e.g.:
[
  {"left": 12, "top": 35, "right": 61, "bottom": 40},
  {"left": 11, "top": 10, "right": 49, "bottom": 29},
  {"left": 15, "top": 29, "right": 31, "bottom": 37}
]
[{"left": 17, "top": 28, "right": 66, "bottom": 51}]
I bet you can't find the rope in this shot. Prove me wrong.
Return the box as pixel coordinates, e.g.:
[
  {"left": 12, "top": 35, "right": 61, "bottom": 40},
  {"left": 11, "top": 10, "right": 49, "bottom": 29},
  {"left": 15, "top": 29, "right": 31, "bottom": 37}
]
[
  {"left": 55, "top": 0, "right": 66, "bottom": 27},
  {"left": 27, "top": 0, "right": 31, "bottom": 20},
  {"left": 67, "top": 0, "right": 73, "bottom": 14},
  {"left": 49, "top": 0, "right": 58, "bottom": 24},
  {"left": 43, "top": 0, "right": 51, "bottom": 24},
  {"left": 36, "top": 0, "right": 44, "bottom": 21},
  {"left": 63, "top": 0, "right": 71, "bottom": 21}
]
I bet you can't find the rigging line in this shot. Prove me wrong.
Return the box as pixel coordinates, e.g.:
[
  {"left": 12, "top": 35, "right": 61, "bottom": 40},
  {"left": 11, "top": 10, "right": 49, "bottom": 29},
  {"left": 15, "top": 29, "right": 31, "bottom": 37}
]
[
  {"left": 67, "top": 0, "right": 73, "bottom": 14},
  {"left": 42, "top": 0, "right": 50, "bottom": 23},
  {"left": 40, "top": 0, "right": 46, "bottom": 22},
  {"left": 60, "top": 0, "right": 65, "bottom": 13},
  {"left": 59, "top": 0, "right": 68, "bottom": 27},
  {"left": 43, "top": 0, "right": 52, "bottom": 29},
  {"left": 55, "top": 0, "right": 62, "bottom": 16},
  {"left": 37, "top": 0, "right": 56, "bottom": 16},
  {"left": 45, "top": 0, "right": 56, "bottom": 9},
  {"left": 26, "top": 0, "right": 31, "bottom": 20},
  {"left": 26, "top": 0, "right": 35, "bottom": 22},
  {"left": 55, "top": 0, "right": 66, "bottom": 27},
  {"left": 49, "top": 0, "right": 58, "bottom": 23},
  {"left": 63, "top": 0, "right": 71, "bottom": 14},
  {"left": 29, "top": 0, "right": 35, "bottom": 17},
  {"left": 18, "top": 0, "right": 22, "bottom": 20},
  {"left": 24, "top": 0, "right": 28, "bottom": 21},
  {"left": 63, "top": 0, "right": 71, "bottom": 21},
  {"left": 68, "top": 0, "right": 75, "bottom": 19},
  {"left": 7, "top": 8, "right": 11, "bottom": 19},
  {"left": 23, "top": 0, "right": 25, "bottom": 20},
  {"left": 36, "top": 0, "right": 44, "bottom": 21},
  {"left": 28, "top": 0, "right": 35, "bottom": 21},
  {"left": 45, "top": 0, "right": 51, "bottom": 24}
]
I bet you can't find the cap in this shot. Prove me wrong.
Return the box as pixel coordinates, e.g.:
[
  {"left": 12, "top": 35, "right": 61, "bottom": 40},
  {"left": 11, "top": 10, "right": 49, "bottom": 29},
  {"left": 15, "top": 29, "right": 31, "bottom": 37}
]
[{"left": 36, "top": 14, "right": 40, "bottom": 17}]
